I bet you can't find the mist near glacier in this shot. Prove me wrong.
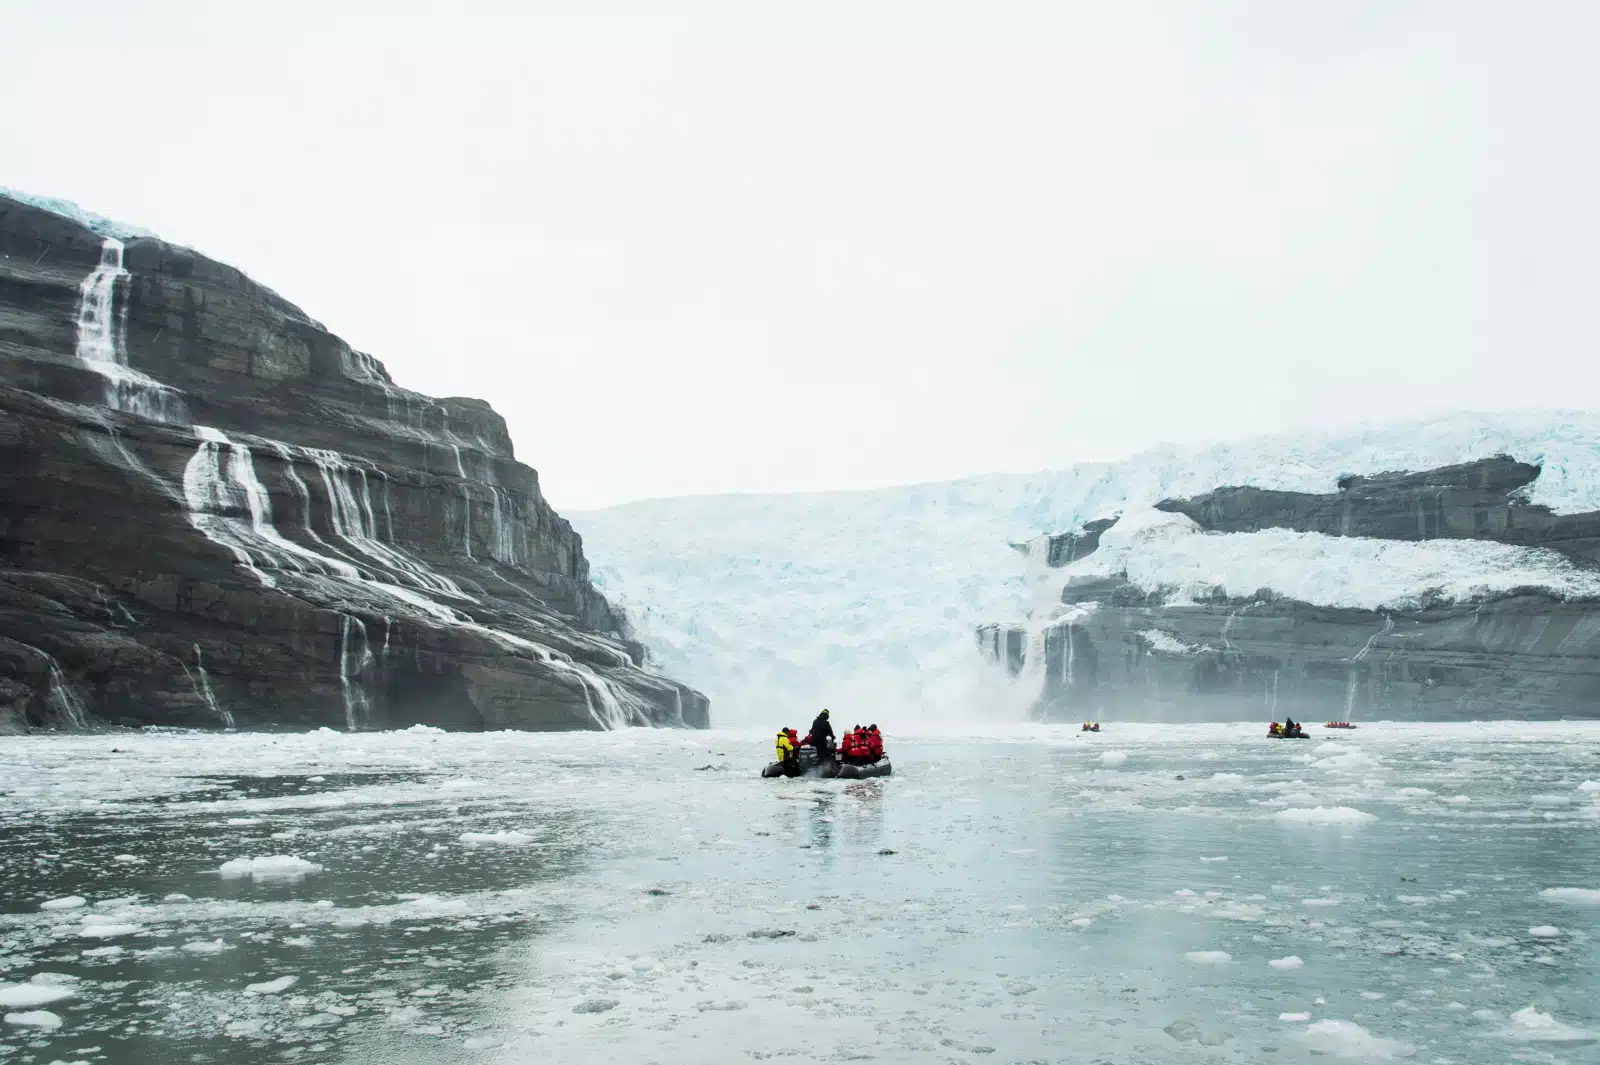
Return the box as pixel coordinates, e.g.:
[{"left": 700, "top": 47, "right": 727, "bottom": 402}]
[{"left": 6, "top": 3, "right": 1600, "bottom": 508}]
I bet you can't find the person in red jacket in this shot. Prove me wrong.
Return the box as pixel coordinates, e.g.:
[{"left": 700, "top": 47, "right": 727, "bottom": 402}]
[
  {"left": 841, "top": 728, "right": 861, "bottom": 763},
  {"left": 865, "top": 725, "right": 883, "bottom": 762}
]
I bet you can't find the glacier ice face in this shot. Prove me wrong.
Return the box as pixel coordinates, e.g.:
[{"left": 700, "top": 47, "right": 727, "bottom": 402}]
[{"left": 574, "top": 411, "right": 1600, "bottom": 726}]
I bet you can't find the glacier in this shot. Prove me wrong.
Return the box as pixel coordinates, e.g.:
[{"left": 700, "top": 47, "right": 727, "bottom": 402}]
[{"left": 574, "top": 410, "right": 1600, "bottom": 726}]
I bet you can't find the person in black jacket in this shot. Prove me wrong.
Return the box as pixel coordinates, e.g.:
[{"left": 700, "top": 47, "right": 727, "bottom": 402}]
[{"left": 805, "top": 708, "right": 835, "bottom": 760}]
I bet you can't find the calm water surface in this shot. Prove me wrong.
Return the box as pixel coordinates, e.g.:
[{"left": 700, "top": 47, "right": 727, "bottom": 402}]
[{"left": 1, "top": 723, "right": 1597, "bottom": 1064}]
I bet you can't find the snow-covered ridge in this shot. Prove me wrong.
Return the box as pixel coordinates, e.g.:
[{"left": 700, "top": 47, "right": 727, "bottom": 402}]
[
  {"left": 575, "top": 411, "right": 1600, "bottom": 725},
  {"left": 1, "top": 188, "right": 156, "bottom": 242},
  {"left": 1061, "top": 507, "right": 1600, "bottom": 611}
]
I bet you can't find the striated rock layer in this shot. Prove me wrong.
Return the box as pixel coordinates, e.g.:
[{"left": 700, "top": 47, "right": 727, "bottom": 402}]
[
  {"left": 0, "top": 193, "right": 708, "bottom": 732},
  {"left": 980, "top": 457, "right": 1600, "bottom": 722}
]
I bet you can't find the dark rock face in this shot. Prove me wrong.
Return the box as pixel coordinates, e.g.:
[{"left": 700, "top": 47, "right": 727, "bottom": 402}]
[
  {"left": 985, "top": 589, "right": 1600, "bottom": 722},
  {"left": 0, "top": 194, "right": 708, "bottom": 732},
  {"left": 1008, "top": 518, "right": 1118, "bottom": 568},
  {"left": 981, "top": 456, "right": 1600, "bottom": 722},
  {"left": 1157, "top": 455, "right": 1600, "bottom": 562}
]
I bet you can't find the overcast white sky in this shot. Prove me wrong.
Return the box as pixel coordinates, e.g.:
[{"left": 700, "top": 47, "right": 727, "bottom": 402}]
[{"left": 4, "top": 2, "right": 1598, "bottom": 509}]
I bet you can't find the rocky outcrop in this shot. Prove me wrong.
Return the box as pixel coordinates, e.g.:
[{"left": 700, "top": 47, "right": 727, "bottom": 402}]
[
  {"left": 0, "top": 192, "right": 708, "bottom": 731},
  {"left": 1157, "top": 455, "right": 1600, "bottom": 562},
  {"left": 981, "top": 457, "right": 1600, "bottom": 722},
  {"left": 1009, "top": 518, "right": 1118, "bottom": 568}
]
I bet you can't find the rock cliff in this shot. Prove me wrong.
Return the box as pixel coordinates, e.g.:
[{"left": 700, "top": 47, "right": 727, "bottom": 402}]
[
  {"left": 0, "top": 192, "right": 709, "bottom": 732},
  {"left": 980, "top": 457, "right": 1600, "bottom": 721}
]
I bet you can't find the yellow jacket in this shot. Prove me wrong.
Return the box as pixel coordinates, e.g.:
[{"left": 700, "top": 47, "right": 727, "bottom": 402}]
[{"left": 776, "top": 732, "right": 795, "bottom": 759}]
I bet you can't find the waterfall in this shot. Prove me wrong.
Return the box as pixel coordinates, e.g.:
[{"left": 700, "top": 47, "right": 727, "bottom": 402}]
[
  {"left": 74, "top": 238, "right": 184, "bottom": 422},
  {"left": 340, "top": 614, "right": 374, "bottom": 730},
  {"left": 189, "top": 644, "right": 231, "bottom": 728},
  {"left": 300, "top": 447, "right": 463, "bottom": 595},
  {"left": 489, "top": 489, "right": 519, "bottom": 565},
  {"left": 1221, "top": 608, "right": 1240, "bottom": 652},
  {"left": 1350, "top": 614, "right": 1394, "bottom": 663},
  {"left": 183, "top": 426, "right": 362, "bottom": 586},
  {"left": 1065, "top": 624, "right": 1075, "bottom": 688},
  {"left": 177, "top": 427, "right": 646, "bottom": 731},
  {"left": 376, "top": 471, "right": 397, "bottom": 541},
  {"left": 46, "top": 663, "right": 87, "bottom": 729},
  {"left": 1343, "top": 668, "right": 1359, "bottom": 721}
]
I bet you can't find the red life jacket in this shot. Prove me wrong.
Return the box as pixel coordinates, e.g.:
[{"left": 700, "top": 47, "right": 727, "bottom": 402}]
[{"left": 868, "top": 732, "right": 883, "bottom": 758}]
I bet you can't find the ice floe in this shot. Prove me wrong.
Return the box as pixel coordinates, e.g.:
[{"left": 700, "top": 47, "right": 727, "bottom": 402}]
[
  {"left": 218, "top": 855, "right": 324, "bottom": 880},
  {"left": 458, "top": 830, "right": 534, "bottom": 846},
  {"left": 38, "top": 896, "right": 86, "bottom": 911},
  {"left": 1302, "top": 1018, "right": 1413, "bottom": 1059},
  {"left": 1539, "top": 887, "right": 1600, "bottom": 905},
  {"left": 245, "top": 975, "right": 298, "bottom": 995},
  {"left": 1502, "top": 1006, "right": 1596, "bottom": 1043},
  {"left": 0, "top": 981, "right": 76, "bottom": 1008},
  {"left": 1275, "top": 806, "right": 1377, "bottom": 825}
]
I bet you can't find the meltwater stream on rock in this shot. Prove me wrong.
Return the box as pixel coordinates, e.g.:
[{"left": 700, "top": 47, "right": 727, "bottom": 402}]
[{"left": 1, "top": 723, "right": 1598, "bottom": 1065}]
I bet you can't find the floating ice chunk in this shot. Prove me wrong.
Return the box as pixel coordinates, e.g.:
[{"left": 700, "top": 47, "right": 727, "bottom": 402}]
[
  {"left": 1174, "top": 888, "right": 1197, "bottom": 898},
  {"left": 1303, "top": 898, "right": 1339, "bottom": 907},
  {"left": 2, "top": 1009, "right": 62, "bottom": 1029},
  {"left": 181, "top": 938, "right": 230, "bottom": 954},
  {"left": 40, "top": 896, "right": 86, "bottom": 911},
  {"left": 573, "top": 997, "right": 619, "bottom": 1014},
  {"left": 1539, "top": 887, "right": 1600, "bottom": 905},
  {"left": 1070, "top": 918, "right": 1093, "bottom": 927},
  {"left": 1270, "top": 956, "right": 1305, "bottom": 970},
  {"left": 1578, "top": 780, "right": 1600, "bottom": 793},
  {"left": 245, "top": 976, "right": 297, "bottom": 995},
  {"left": 82, "top": 945, "right": 122, "bottom": 957},
  {"left": 1502, "top": 1006, "right": 1596, "bottom": 1043},
  {"left": 1200, "top": 856, "right": 1228, "bottom": 862},
  {"left": 1280, "top": 1012, "right": 1311, "bottom": 1021},
  {"left": 162, "top": 893, "right": 192, "bottom": 904},
  {"left": 1099, "top": 751, "right": 1128, "bottom": 767},
  {"left": 1442, "top": 795, "right": 1471, "bottom": 805},
  {"left": 1185, "top": 951, "right": 1232, "bottom": 964},
  {"left": 218, "top": 855, "right": 323, "bottom": 880},
  {"left": 0, "top": 982, "right": 76, "bottom": 1008},
  {"left": 1361, "top": 991, "right": 1386, "bottom": 1000},
  {"left": 77, "top": 919, "right": 142, "bottom": 938},
  {"left": 1528, "top": 925, "right": 1562, "bottom": 938},
  {"left": 1276, "top": 806, "right": 1376, "bottom": 825},
  {"left": 112, "top": 854, "right": 145, "bottom": 864},
  {"left": 458, "top": 831, "right": 533, "bottom": 846},
  {"left": 1302, "top": 1019, "right": 1412, "bottom": 1059},
  {"left": 1395, "top": 788, "right": 1433, "bottom": 798}
]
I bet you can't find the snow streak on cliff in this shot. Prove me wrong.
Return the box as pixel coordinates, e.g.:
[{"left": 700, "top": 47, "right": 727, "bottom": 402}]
[{"left": 574, "top": 411, "right": 1600, "bottom": 726}]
